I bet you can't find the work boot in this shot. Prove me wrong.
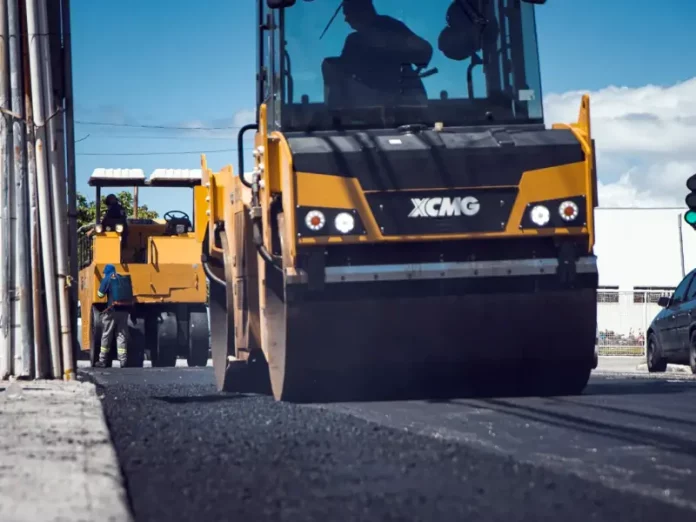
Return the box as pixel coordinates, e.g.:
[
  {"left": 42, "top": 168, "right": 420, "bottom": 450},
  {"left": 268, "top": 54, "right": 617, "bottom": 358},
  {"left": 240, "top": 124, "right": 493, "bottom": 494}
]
[
  {"left": 117, "top": 347, "right": 128, "bottom": 368},
  {"left": 95, "top": 347, "right": 111, "bottom": 368}
]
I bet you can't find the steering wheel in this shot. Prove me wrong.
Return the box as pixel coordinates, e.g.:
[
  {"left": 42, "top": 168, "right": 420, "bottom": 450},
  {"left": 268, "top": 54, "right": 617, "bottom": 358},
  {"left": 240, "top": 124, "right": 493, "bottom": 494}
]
[{"left": 163, "top": 210, "right": 190, "bottom": 222}]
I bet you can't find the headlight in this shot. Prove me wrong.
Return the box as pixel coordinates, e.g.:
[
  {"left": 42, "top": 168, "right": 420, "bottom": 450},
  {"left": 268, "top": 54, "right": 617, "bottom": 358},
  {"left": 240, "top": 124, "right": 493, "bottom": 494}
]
[
  {"left": 188, "top": 226, "right": 193, "bottom": 232},
  {"left": 304, "top": 210, "right": 325, "bottom": 231},
  {"left": 530, "top": 205, "right": 550, "bottom": 226},
  {"left": 115, "top": 224, "right": 124, "bottom": 233},
  {"left": 334, "top": 212, "right": 355, "bottom": 234},
  {"left": 95, "top": 224, "right": 103, "bottom": 233},
  {"left": 558, "top": 200, "right": 579, "bottom": 222},
  {"left": 175, "top": 224, "right": 186, "bottom": 234}
]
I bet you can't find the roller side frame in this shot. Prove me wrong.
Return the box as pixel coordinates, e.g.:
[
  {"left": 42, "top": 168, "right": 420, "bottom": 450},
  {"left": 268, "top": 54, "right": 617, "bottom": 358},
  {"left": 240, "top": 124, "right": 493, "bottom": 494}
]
[{"left": 204, "top": 214, "right": 271, "bottom": 393}]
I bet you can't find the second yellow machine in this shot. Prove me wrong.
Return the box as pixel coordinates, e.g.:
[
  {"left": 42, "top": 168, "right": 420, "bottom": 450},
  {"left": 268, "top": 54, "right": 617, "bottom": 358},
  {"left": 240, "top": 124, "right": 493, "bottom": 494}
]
[
  {"left": 200, "top": 0, "right": 599, "bottom": 401},
  {"left": 78, "top": 168, "right": 210, "bottom": 368}
]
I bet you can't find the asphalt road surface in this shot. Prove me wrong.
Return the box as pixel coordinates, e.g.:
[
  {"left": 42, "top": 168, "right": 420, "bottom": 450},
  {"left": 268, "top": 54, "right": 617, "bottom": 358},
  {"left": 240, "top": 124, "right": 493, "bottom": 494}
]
[{"left": 81, "top": 366, "right": 696, "bottom": 522}]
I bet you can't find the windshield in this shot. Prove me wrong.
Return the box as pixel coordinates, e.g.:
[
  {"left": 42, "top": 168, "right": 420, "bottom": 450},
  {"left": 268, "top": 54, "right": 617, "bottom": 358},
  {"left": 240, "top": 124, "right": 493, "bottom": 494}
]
[{"left": 280, "top": 0, "right": 544, "bottom": 132}]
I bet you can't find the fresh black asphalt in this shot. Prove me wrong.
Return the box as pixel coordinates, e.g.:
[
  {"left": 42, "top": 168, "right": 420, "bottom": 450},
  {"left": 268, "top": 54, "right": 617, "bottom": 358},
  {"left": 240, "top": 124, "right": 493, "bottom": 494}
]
[{"left": 81, "top": 367, "right": 696, "bottom": 522}]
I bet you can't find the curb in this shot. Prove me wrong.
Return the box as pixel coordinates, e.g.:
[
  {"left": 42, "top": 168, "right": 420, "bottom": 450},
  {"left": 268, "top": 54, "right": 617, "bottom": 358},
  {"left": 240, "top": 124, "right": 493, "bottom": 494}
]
[{"left": 635, "top": 363, "right": 692, "bottom": 374}]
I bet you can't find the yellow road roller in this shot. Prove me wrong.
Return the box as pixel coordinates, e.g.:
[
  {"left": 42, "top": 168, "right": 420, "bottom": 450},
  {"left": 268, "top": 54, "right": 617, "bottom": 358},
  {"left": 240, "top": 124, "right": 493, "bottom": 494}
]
[
  {"left": 200, "top": 0, "right": 599, "bottom": 401},
  {"left": 78, "top": 168, "right": 210, "bottom": 368}
]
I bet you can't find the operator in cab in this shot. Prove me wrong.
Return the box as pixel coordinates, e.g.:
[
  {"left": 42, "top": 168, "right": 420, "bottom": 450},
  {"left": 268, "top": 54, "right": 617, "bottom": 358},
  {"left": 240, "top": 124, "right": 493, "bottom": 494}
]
[
  {"left": 322, "top": 0, "right": 433, "bottom": 107},
  {"left": 102, "top": 193, "right": 129, "bottom": 256},
  {"left": 102, "top": 193, "right": 127, "bottom": 227},
  {"left": 95, "top": 264, "right": 132, "bottom": 368}
]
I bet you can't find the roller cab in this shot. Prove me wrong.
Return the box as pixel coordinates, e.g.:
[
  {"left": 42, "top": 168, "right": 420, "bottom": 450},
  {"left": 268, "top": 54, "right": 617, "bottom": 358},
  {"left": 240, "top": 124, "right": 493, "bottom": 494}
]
[
  {"left": 78, "top": 168, "right": 210, "bottom": 368},
  {"left": 202, "top": 0, "right": 598, "bottom": 401}
]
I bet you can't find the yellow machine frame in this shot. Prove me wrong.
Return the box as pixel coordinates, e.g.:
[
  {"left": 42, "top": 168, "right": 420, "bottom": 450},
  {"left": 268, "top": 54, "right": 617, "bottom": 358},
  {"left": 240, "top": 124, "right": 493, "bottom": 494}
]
[
  {"left": 199, "top": 0, "right": 599, "bottom": 402},
  {"left": 78, "top": 169, "right": 210, "bottom": 368}
]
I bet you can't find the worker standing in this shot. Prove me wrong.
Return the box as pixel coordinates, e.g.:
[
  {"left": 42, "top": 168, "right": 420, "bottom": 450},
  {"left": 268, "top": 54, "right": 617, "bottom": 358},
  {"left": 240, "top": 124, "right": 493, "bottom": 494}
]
[{"left": 95, "top": 264, "right": 133, "bottom": 368}]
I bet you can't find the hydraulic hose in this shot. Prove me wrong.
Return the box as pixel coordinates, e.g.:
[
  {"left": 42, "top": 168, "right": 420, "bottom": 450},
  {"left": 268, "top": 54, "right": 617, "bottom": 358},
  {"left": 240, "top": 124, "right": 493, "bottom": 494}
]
[
  {"left": 248, "top": 165, "right": 283, "bottom": 273},
  {"left": 201, "top": 226, "right": 226, "bottom": 287},
  {"left": 237, "top": 123, "right": 258, "bottom": 188},
  {"left": 202, "top": 254, "right": 226, "bottom": 287},
  {"left": 252, "top": 217, "right": 283, "bottom": 272}
]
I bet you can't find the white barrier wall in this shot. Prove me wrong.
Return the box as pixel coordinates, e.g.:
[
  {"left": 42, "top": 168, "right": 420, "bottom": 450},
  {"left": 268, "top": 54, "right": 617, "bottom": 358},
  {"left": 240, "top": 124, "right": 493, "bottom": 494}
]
[
  {"left": 596, "top": 291, "right": 664, "bottom": 354},
  {"left": 593, "top": 207, "right": 691, "bottom": 354}
]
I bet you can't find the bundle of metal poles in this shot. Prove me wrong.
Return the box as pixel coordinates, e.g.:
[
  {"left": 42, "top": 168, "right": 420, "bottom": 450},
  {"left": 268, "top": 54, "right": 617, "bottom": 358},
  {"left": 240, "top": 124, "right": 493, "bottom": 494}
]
[{"left": 0, "top": 0, "right": 77, "bottom": 380}]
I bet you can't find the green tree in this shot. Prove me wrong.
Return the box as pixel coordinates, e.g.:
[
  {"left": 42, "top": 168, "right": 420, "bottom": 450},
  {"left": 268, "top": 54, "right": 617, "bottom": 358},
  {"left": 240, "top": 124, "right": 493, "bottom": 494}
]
[{"left": 76, "top": 190, "right": 159, "bottom": 229}]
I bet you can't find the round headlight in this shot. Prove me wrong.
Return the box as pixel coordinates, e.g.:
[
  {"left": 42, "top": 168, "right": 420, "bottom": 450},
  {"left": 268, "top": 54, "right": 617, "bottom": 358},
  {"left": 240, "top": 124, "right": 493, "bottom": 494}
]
[
  {"left": 175, "top": 224, "right": 186, "bottom": 234},
  {"left": 530, "top": 205, "right": 550, "bottom": 226},
  {"left": 334, "top": 212, "right": 355, "bottom": 234},
  {"left": 115, "top": 224, "right": 124, "bottom": 233},
  {"left": 304, "top": 210, "right": 325, "bottom": 231},
  {"left": 95, "top": 224, "right": 103, "bottom": 233},
  {"left": 559, "top": 200, "right": 579, "bottom": 222}
]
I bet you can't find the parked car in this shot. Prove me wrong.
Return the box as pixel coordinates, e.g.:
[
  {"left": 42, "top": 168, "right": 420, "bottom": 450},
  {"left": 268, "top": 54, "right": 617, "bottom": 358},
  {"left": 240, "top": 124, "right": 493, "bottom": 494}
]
[{"left": 646, "top": 269, "right": 696, "bottom": 374}]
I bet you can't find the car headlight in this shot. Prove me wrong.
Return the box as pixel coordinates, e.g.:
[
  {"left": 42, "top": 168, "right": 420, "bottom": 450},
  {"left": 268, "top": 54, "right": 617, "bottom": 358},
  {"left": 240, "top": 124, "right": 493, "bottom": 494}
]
[
  {"left": 530, "top": 205, "right": 550, "bottom": 226},
  {"left": 558, "top": 200, "right": 579, "bottom": 222},
  {"left": 115, "top": 224, "right": 124, "bottom": 233},
  {"left": 95, "top": 224, "right": 103, "bottom": 233},
  {"left": 304, "top": 210, "right": 326, "bottom": 231},
  {"left": 175, "top": 224, "right": 186, "bottom": 234},
  {"left": 334, "top": 212, "right": 355, "bottom": 234}
]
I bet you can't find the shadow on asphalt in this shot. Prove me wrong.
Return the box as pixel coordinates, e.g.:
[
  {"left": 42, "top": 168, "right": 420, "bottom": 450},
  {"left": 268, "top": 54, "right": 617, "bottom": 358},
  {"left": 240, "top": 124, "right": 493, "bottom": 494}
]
[
  {"left": 583, "top": 379, "right": 695, "bottom": 396},
  {"left": 153, "top": 393, "right": 252, "bottom": 404},
  {"left": 551, "top": 396, "right": 696, "bottom": 429},
  {"left": 474, "top": 397, "right": 696, "bottom": 458},
  {"left": 426, "top": 376, "right": 695, "bottom": 405}
]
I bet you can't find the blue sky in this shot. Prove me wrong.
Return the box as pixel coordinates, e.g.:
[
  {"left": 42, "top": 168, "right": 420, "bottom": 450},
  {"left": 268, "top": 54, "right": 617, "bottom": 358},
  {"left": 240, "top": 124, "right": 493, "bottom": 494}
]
[{"left": 71, "top": 0, "right": 696, "bottom": 214}]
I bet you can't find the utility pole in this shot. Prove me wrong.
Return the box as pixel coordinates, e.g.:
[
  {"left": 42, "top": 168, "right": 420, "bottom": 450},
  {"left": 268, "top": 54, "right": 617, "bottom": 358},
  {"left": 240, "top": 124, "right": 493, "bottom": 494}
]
[
  {"left": 60, "top": 0, "right": 79, "bottom": 365},
  {"left": 20, "top": 0, "right": 46, "bottom": 378},
  {"left": 26, "top": 0, "right": 62, "bottom": 378},
  {"left": 37, "top": 0, "right": 73, "bottom": 380},
  {"left": 678, "top": 212, "right": 686, "bottom": 278},
  {"left": 133, "top": 186, "right": 139, "bottom": 218},
  {"left": 0, "top": 0, "right": 11, "bottom": 378},
  {"left": 8, "top": 0, "right": 34, "bottom": 377}
]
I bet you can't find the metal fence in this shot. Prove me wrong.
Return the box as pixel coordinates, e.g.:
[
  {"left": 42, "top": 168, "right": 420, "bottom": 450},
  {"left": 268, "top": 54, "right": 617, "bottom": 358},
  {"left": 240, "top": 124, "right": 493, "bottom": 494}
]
[{"left": 596, "top": 289, "right": 672, "bottom": 356}]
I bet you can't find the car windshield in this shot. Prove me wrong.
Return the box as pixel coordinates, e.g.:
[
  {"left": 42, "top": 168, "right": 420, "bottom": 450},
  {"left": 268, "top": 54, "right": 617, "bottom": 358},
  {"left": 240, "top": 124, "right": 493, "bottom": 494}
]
[{"left": 280, "top": 0, "right": 544, "bottom": 132}]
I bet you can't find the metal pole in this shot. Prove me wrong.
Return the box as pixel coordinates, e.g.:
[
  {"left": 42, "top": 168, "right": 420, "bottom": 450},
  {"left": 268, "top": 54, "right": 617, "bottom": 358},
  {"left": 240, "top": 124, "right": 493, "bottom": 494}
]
[
  {"left": 26, "top": 108, "right": 44, "bottom": 377},
  {"left": 133, "top": 186, "right": 138, "bottom": 218},
  {"left": 26, "top": 0, "right": 61, "bottom": 378},
  {"left": 60, "top": 0, "right": 78, "bottom": 365},
  {"left": 679, "top": 212, "right": 686, "bottom": 278},
  {"left": 8, "top": 0, "right": 33, "bottom": 377},
  {"left": 37, "top": 0, "right": 72, "bottom": 379},
  {"left": 20, "top": 0, "right": 45, "bottom": 378},
  {"left": 0, "top": 0, "right": 11, "bottom": 378}
]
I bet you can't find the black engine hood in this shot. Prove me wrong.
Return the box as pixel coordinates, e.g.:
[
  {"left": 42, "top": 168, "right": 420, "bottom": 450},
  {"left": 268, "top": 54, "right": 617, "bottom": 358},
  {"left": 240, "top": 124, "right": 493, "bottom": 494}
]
[{"left": 285, "top": 125, "right": 585, "bottom": 191}]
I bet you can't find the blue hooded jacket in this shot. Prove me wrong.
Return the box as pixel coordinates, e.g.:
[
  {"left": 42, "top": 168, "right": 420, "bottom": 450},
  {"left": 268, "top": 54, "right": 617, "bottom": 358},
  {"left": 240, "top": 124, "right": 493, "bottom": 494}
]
[{"left": 97, "top": 264, "right": 117, "bottom": 306}]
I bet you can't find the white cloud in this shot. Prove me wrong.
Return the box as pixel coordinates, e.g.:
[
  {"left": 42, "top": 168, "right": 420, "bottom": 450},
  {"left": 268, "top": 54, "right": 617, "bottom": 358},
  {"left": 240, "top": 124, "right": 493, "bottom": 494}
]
[
  {"left": 167, "top": 109, "right": 255, "bottom": 141},
  {"left": 233, "top": 109, "right": 256, "bottom": 129},
  {"left": 543, "top": 77, "right": 696, "bottom": 208}
]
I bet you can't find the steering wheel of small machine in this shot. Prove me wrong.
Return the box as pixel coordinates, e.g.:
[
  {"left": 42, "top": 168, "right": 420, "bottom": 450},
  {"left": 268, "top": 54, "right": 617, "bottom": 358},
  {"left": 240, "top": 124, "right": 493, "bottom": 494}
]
[{"left": 164, "top": 210, "right": 190, "bottom": 222}]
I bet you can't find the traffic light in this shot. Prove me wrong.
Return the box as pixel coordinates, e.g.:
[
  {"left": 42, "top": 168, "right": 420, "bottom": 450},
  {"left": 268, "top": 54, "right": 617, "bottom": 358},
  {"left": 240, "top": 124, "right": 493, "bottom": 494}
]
[{"left": 685, "top": 173, "right": 696, "bottom": 228}]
